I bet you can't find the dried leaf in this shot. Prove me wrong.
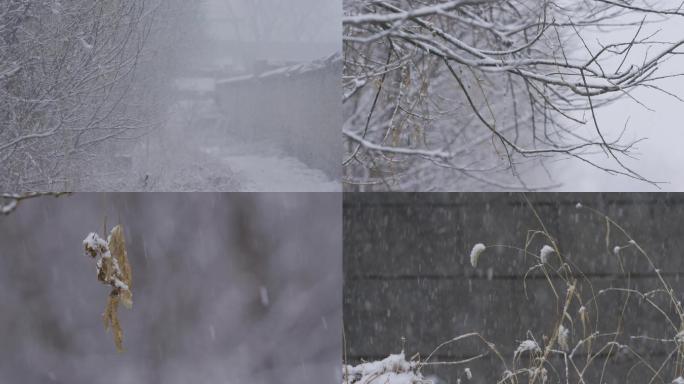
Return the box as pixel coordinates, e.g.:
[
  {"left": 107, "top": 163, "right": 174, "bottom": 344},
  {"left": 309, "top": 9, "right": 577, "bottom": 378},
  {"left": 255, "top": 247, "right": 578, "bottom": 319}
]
[
  {"left": 109, "top": 225, "right": 132, "bottom": 308},
  {"left": 103, "top": 293, "right": 124, "bottom": 352},
  {"left": 83, "top": 224, "right": 133, "bottom": 353}
]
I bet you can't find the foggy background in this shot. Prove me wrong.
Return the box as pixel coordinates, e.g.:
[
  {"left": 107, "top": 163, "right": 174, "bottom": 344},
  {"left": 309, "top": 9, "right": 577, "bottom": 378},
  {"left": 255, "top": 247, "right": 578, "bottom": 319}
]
[
  {"left": 344, "top": 193, "right": 684, "bottom": 384},
  {"left": 1, "top": 0, "right": 341, "bottom": 191},
  {"left": 138, "top": 0, "right": 343, "bottom": 191},
  {"left": 0, "top": 193, "right": 341, "bottom": 383},
  {"left": 531, "top": 8, "right": 684, "bottom": 191},
  {"left": 341, "top": 0, "right": 684, "bottom": 191},
  {"left": 203, "top": 0, "right": 339, "bottom": 58}
]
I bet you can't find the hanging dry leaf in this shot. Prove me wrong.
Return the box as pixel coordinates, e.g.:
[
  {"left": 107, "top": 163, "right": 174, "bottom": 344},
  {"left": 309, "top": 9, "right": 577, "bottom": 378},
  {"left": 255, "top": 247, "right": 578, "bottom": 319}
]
[
  {"left": 109, "top": 225, "right": 132, "bottom": 309},
  {"left": 83, "top": 224, "right": 133, "bottom": 352},
  {"left": 103, "top": 292, "right": 123, "bottom": 351}
]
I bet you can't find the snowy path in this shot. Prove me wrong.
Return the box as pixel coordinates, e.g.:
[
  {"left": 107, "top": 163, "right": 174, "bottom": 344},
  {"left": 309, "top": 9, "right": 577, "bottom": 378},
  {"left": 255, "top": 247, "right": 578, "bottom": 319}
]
[
  {"left": 76, "top": 92, "right": 339, "bottom": 191},
  {"left": 202, "top": 143, "right": 339, "bottom": 192},
  {"left": 129, "top": 77, "right": 340, "bottom": 192}
]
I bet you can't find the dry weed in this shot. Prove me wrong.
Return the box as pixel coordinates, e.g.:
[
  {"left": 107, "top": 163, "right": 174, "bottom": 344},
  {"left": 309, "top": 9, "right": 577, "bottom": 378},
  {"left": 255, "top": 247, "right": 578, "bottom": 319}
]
[{"left": 83, "top": 224, "right": 132, "bottom": 352}]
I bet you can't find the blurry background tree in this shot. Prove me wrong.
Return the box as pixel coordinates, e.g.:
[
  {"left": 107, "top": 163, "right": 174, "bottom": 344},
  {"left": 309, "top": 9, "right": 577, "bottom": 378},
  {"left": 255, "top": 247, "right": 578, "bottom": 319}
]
[
  {"left": 0, "top": 0, "right": 201, "bottom": 191},
  {"left": 206, "top": 0, "right": 341, "bottom": 43},
  {"left": 343, "top": 0, "right": 684, "bottom": 191},
  {"left": 0, "top": 193, "right": 341, "bottom": 384}
]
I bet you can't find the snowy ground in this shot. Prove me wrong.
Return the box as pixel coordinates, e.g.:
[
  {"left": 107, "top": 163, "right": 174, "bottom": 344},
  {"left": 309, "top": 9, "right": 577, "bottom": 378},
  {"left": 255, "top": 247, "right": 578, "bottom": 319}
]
[
  {"left": 201, "top": 144, "right": 339, "bottom": 192},
  {"left": 77, "top": 77, "right": 339, "bottom": 191},
  {"left": 344, "top": 353, "right": 431, "bottom": 384},
  {"left": 157, "top": 77, "right": 339, "bottom": 192}
]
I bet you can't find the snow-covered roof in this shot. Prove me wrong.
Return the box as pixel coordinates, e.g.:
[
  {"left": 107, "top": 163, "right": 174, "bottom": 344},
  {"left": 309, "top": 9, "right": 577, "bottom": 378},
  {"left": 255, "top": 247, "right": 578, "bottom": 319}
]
[
  {"left": 217, "top": 52, "right": 341, "bottom": 86},
  {"left": 216, "top": 73, "right": 255, "bottom": 85}
]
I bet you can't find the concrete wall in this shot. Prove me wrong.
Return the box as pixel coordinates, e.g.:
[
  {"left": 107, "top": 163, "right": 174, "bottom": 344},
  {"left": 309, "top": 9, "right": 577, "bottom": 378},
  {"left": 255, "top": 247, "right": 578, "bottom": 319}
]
[
  {"left": 344, "top": 193, "right": 684, "bottom": 384},
  {"left": 215, "top": 54, "right": 341, "bottom": 178}
]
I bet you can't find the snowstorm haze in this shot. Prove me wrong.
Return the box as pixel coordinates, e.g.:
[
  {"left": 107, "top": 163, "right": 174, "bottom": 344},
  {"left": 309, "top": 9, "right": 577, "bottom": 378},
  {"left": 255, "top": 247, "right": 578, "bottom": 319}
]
[
  {"left": 0, "top": 0, "right": 341, "bottom": 191},
  {"left": 528, "top": 6, "right": 684, "bottom": 191},
  {"left": 203, "top": 0, "right": 341, "bottom": 43},
  {"left": 0, "top": 193, "right": 341, "bottom": 383}
]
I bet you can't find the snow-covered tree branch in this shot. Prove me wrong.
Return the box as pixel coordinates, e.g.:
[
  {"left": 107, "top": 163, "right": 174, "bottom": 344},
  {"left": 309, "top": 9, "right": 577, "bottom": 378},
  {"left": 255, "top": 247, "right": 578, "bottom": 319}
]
[
  {"left": 0, "top": 0, "right": 200, "bottom": 191},
  {"left": 343, "top": 0, "right": 684, "bottom": 190}
]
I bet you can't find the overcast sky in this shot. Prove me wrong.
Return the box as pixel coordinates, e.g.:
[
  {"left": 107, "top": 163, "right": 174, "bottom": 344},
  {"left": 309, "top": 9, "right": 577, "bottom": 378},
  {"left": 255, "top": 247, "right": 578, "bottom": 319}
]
[
  {"left": 203, "top": 0, "right": 340, "bottom": 44},
  {"left": 533, "top": 11, "right": 684, "bottom": 191}
]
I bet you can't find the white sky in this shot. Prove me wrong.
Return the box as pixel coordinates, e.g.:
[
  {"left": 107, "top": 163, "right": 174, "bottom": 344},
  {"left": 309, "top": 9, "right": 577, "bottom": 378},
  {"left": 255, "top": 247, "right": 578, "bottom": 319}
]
[
  {"left": 532, "top": 11, "right": 684, "bottom": 191},
  {"left": 202, "top": 0, "right": 340, "bottom": 43}
]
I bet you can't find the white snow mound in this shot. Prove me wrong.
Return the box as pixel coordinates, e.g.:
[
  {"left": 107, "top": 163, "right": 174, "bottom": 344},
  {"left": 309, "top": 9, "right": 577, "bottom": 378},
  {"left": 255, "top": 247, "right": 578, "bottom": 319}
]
[
  {"left": 343, "top": 353, "right": 431, "bottom": 384},
  {"left": 540, "top": 245, "right": 554, "bottom": 263}
]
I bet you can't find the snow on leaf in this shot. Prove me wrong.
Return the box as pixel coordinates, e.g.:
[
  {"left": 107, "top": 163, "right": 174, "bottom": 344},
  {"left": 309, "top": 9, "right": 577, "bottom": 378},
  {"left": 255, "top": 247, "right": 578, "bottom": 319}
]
[
  {"left": 540, "top": 245, "right": 554, "bottom": 264},
  {"left": 469, "top": 243, "right": 486, "bottom": 268},
  {"left": 558, "top": 324, "right": 570, "bottom": 351},
  {"left": 514, "top": 339, "right": 540, "bottom": 358},
  {"left": 83, "top": 225, "right": 132, "bottom": 352},
  {"left": 83, "top": 232, "right": 108, "bottom": 258}
]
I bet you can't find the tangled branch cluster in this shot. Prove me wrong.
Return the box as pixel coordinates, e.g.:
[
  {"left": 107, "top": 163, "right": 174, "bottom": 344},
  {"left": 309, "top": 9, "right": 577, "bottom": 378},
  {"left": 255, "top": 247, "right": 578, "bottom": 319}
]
[
  {"left": 343, "top": 0, "right": 684, "bottom": 190},
  {"left": 0, "top": 0, "right": 158, "bottom": 190}
]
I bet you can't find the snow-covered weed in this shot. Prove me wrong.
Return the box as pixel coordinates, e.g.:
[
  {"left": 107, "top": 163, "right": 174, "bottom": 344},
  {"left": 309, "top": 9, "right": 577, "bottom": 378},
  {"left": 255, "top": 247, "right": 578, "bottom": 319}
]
[
  {"left": 557, "top": 324, "right": 569, "bottom": 351},
  {"left": 349, "top": 201, "right": 684, "bottom": 384},
  {"left": 83, "top": 225, "right": 132, "bottom": 352},
  {"left": 469, "top": 243, "right": 486, "bottom": 268},
  {"left": 539, "top": 245, "right": 554, "bottom": 264},
  {"left": 514, "top": 339, "right": 541, "bottom": 359}
]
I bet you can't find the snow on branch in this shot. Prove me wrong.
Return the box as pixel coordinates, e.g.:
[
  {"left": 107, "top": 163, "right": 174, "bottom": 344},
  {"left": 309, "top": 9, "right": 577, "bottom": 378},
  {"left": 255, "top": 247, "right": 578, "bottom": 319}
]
[
  {"left": 1, "top": 193, "right": 70, "bottom": 215},
  {"left": 343, "top": 0, "right": 480, "bottom": 26},
  {"left": 343, "top": 0, "right": 684, "bottom": 189}
]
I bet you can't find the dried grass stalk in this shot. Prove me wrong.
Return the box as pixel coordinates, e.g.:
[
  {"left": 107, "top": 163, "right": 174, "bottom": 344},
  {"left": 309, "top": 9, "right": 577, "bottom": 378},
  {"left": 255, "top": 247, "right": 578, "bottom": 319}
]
[
  {"left": 83, "top": 224, "right": 133, "bottom": 352},
  {"left": 109, "top": 225, "right": 132, "bottom": 309},
  {"left": 103, "top": 293, "right": 123, "bottom": 352}
]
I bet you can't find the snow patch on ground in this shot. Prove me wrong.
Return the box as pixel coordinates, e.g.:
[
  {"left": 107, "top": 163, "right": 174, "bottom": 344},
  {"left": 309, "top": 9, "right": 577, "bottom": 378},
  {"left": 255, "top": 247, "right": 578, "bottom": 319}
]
[
  {"left": 202, "top": 143, "right": 339, "bottom": 192},
  {"left": 343, "top": 353, "right": 430, "bottom": 384},
  {"left": 73, "top": 78, "right": 339, "bottom": 191}
]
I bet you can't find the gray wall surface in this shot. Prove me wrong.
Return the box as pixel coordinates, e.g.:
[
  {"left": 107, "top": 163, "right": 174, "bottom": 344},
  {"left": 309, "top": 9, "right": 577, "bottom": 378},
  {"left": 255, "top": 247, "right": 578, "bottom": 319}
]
[
  {"left": 215, "top": 54, "right": 341, "bottom": 178},
  {"left": 344, "top": 193, "right": 684, "bottom": 384}
]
